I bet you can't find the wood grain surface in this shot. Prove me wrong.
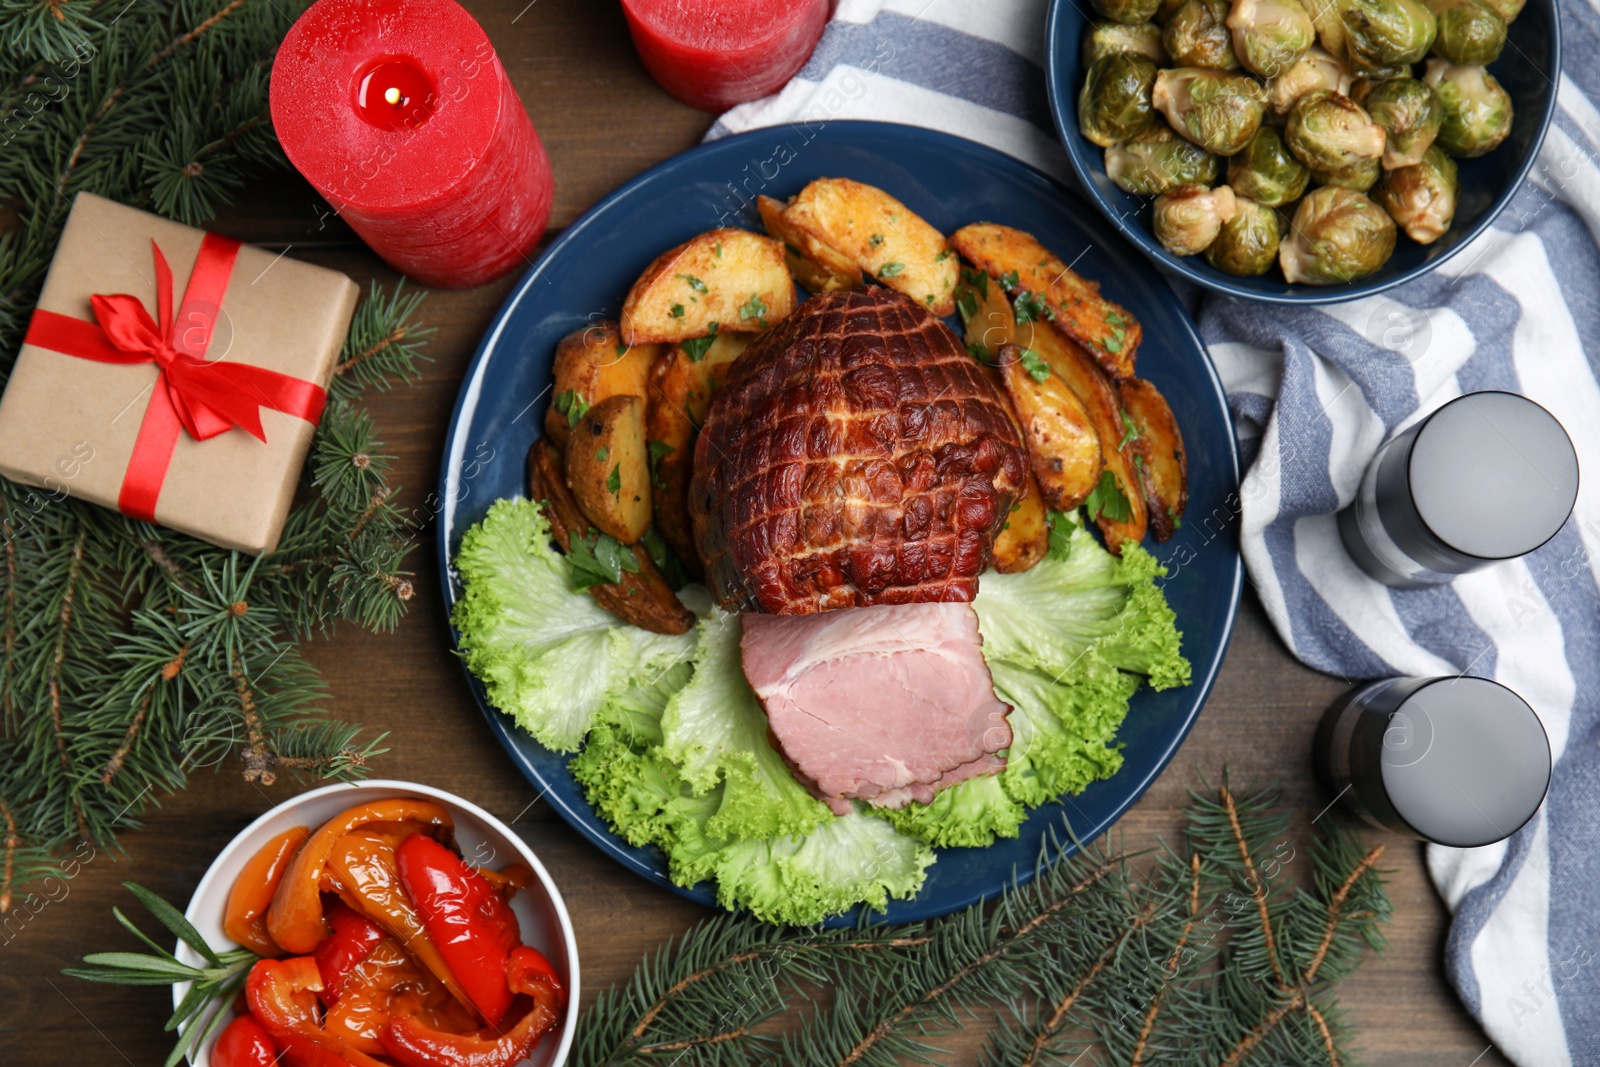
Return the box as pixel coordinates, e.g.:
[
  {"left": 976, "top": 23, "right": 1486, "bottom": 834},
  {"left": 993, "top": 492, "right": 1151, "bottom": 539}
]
[{"left": 0, "top": 2, "right": 1508, "bottom": 1064}]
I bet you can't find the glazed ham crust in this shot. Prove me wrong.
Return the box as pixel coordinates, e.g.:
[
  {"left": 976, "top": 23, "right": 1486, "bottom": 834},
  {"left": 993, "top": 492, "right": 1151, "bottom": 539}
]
[{"left": 691, "top": 288, "right": 1027, "bottom": 615}]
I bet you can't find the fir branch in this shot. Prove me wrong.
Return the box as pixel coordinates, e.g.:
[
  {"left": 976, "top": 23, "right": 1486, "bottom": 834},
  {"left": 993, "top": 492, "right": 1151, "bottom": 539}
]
[
  {"left": 576, "top": 783, "right": 1391, "bottom": 1067},
  {"left": 0, "top": 0, "right": 430, "bottom": 907},
  {"left": 1222, "top": 783, "right": 1284, "bottom": 986}
]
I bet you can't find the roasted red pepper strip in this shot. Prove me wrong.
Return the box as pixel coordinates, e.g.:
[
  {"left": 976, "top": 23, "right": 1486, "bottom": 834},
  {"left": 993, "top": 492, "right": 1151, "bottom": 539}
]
[
  {"left": 395, "top": 834, "right": 521, "bottom": 1029},
  {"left": 379, "top": 946, "right": 565, "bottom": 1067},
  {"left": 224, "top": 826, "right": 310, "bottom": 956},
  {"left": 314, "top": 902, "right": 386, "bottom": 1006},
  {"left": 212, "top": 1014, "right": 278, "bottom": 1067},
  {"left": 268, "top": 799, "right": 454, "bottom": 954},
  {"left": 245, "top": 956, "right": 391, "bottom": 1067}
]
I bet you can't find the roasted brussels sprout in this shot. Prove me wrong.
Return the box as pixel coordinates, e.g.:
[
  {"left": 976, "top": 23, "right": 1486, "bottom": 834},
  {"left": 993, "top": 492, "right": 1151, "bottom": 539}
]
[
  {"left": 1158, "top": 0, "right": 1191, "bottom": 23},
  {"left": 1080, "top": 54, "right": 1162, "bottom": 148},
  {"left": 1285, "top": 89, "right": 1386, "bottom": 174},
  {"left": 1228, "top": 126, "right": 1312, "bottom": 204},
  {"left": 1374, "top": 144, "right": 1459, "bottom": 242},
  {"left": 1164, "top": 0, "right": 1242, "bottom": 68},
  {"left": 1106, "top": 125, "right": 1223, "bottom": 194},
  {"left": 1265, "top": 44, "right": 1355, "bottom": 112},
  {"left": 1206, "top": 195, "right": 1285, "bottom": 273},
  {"left": 1426, "top": 58, "right": 1513, "bottom": 156},
  {"left": 1477, "top": 0, "right": 1523, "bottom": 23},
  {"left": 1084, "top": 19, "right": 1172, "bottom": 65},
  {"left": 1339, "top": 0, "right": 1439, "bottom": 72},
  {"left": 1154, "top": 183, "right": 1240, "bottom": 254},
  {"left": 1094, "top": 0, "right": 1165, "bottom": 25},
  {"left": 1357, "top": 76, "right": 1443, "bottom": 167},
  {"left": 1426, "top": 0, "right": 1506, "bottom": 63},
  {"left": 1153, "top": 68, "right": 1269, "bottom": 155},
  {"left": 1228, "top": 0, "right": 1317, "bottom": 77},
  {"left": 1280, "top": 186, "right": 1397, "bottom": 282},
  {"left": 1314, "top": 155, "right": 1382, "bottom": 189}
]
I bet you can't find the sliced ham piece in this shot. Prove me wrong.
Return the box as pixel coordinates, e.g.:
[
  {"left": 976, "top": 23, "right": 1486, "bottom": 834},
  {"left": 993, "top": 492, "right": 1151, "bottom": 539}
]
[{"left": 740, "top": 602, "right": 1012, "bottom": 815}]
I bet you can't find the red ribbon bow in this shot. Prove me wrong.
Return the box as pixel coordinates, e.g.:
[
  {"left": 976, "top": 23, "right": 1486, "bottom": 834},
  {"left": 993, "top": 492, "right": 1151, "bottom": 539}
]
[{"left": 22, "top": 234, "right": 328, "bottom": 523}]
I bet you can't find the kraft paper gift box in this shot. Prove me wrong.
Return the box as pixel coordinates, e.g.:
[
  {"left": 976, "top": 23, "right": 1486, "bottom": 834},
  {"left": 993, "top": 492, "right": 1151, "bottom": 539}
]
[{"left": 0, "top": 193, "right": 359, "bottom": 554}]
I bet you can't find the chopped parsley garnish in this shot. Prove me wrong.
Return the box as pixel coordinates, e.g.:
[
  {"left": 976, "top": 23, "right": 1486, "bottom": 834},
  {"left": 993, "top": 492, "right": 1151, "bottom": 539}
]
[
  {"left": 1106, "top": 310, "right": 1127, "bottom": 326},
  {"left": 648, "top": 440, "right": 675, "bottom": 489},
  {"left": 596, "top": 445, "right": 610, "bottom": 462},
  {"left": 960, "top": 267, "right": 989, "bottom": 297},
  {"left": 935, "top": 250, "right": 951, "bottom": 261},
  {"left": 567, "top": 530, "right": 639, "bottom": 591},
  {"left": 739, "top": 293, "right": 768, "bottom": 326},
  {"left": 1085, "top": 471, "right": 1132, "bottom": 524},
  {"left": 1013, "top": 290, "right": 1051, "bottom": 324},
  {"left": 1118, "top": 411, "right": 1140, "bottom": 450},
  {"left": 999, "top": 269, "right": 1021, "bottom": 291},
  {"left": 878, "top": 262, "right": 906, "bottom": 278},
  {"left": 676, "top": 273, "right": 708, "bottom": 293},
  {"left": 1018, "top": 348, "right": 1051, "bottom": 383},
  {"left": 956, "top": 288, "right": 979, "bottom": 322},
  {"left": 640, "top": 526, "right": 691, "bottom": 589},
  {"left": 553, "top": 389, "right": 589, "bottom": 429},
  {"left": 680, "top": 328, "right": 718, "bottom": 361},
  {"left": 1170, "top": 508, "right": 1183, "bottom": 530},
  {"left": 869, "top": 233, "right": 884, "bottom": 247},
  {"left": 965, "top": 341, "right": 990, "bottom": 362},
  {"left": 606, "top": 464, "right": 622, "bottom": 496},
  {"left": 615, "top": 342, "right": 628, "bottom": 356},
  {"left": 669, "top": 303, "right": 685, "bottom": 318},
  {"left": 714, "top": 242, "right": 723, "bottom": 258},
  {"left": 1047, "top": 510, "right": 1076, "bottom": 560}
]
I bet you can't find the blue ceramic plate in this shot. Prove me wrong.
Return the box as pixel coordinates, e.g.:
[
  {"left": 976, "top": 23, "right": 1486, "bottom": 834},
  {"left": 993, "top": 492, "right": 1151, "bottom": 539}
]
[
  {"left": 1045, "top": 0, "right": 1561, "bottom": 304},
  {"left": 437, "top": 121, "right": 1242, "bottom": 925}
]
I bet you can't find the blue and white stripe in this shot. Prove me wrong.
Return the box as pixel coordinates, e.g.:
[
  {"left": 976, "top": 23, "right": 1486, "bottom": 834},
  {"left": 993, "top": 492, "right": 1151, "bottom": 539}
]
[{"left": 709, "top": 1, "right": 1600, "bottom": 1063}]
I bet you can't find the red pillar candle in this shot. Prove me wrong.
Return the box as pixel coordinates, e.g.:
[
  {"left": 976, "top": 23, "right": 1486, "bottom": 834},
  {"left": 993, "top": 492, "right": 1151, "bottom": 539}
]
[
  {"left": 270, "top": 0, "right": 553, "bottom": 289},
  {"left": 621, "top": 0, "right": 831, "bottom": 113}
]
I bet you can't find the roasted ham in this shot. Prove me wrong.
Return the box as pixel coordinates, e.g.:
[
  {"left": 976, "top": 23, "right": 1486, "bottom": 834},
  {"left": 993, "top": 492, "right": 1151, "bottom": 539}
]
[
  {"left": 691, "top": 288, "right": 1027, "bottom": 615},
  {"left": 740, "top": 602, "right": 1013, "bottom": 814}
]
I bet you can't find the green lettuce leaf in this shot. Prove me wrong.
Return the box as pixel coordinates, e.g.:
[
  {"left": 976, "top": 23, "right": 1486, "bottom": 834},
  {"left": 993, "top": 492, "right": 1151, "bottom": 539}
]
[
  {"left": 992, "top": 657, "right": 1134, "bottom": 807},
  {"left": 876, "top": 773, "right": 1025, "bottom": 849},
  {"left": 973, "top": 521, "right": 1190, "bottom": 690},
  {"left": 659, "top": 608, "right": 829, "bottom": 841},
  {"left": 709, "top": 813, "right": 934, "bottom": 925},
  {"left": 451, "top": 499, "right": 696, "bottom": 752}
]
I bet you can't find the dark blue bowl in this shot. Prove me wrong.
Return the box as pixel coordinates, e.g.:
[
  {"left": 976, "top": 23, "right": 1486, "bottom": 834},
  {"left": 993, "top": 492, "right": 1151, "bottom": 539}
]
[
  {"left": 437, "top": 121, "right": 1242, "bottom": 925},
  {"left": 1045, "top": 0, "right": 1561, "bottom": 303}
]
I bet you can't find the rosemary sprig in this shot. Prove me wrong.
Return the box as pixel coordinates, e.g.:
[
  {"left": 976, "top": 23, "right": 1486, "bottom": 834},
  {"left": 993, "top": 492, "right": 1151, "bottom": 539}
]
[{"left": 63, "top": 882, "right": 260, "bottom": 1067}]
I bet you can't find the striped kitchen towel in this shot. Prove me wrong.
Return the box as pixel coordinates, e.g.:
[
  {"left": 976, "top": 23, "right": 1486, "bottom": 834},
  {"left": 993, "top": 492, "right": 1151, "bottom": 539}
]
[{"left": 707, "top": 1, "right": 1600, "bottom": 1064}]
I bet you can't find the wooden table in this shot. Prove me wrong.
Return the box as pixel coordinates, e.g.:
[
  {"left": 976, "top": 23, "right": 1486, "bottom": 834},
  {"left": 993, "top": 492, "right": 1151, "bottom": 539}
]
[{"left": 2, "top": 3, "right": 1509, "bottom": 1064}]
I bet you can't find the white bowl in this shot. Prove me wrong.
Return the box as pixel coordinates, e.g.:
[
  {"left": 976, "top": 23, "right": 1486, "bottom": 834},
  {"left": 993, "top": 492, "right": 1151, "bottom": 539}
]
[{"left": 173, "top": 779, "right": 579, "bottom": 1067}]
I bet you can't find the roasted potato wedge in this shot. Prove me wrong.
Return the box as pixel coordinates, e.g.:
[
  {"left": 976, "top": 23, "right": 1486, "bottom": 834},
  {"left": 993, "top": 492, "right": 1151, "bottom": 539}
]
[
  {"left": 757, "top": 195, "right": 862, "bottom": 294},
  {"left": 1022, "top": 325, "right": 1149, "bottom": 550},
  {"left": 951, "top": 223, "right": 1141, "bottom": 379},
  {"left": 992, "top": 471, "right": 1050, "bottom": 573},
  {"left": 545, "top": 322, "right": 658, "bottom": 452},
  {"left": 780, "top": 178, "right": 959, "bottom": 315},
  {"left": 958, "top": 268, "right": 1020, "bottom": 359},
  {"left": 645, "top": 332, "right": 751, "bottom": 567},
  {"left": 620, "top": 228, "right": 794, "bottom": 346},
  {"left": 1119, "top": 377, "right": 1189, "bottom": 542},
  {"left": 566, "top": 395, "right": 651, "bottom": 544},
  {"left": 996, "top": 344, "right": 1104, "bottom": 515},
  {"left": 529, "top": 442, "right": 693, "bottom": 635}
]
